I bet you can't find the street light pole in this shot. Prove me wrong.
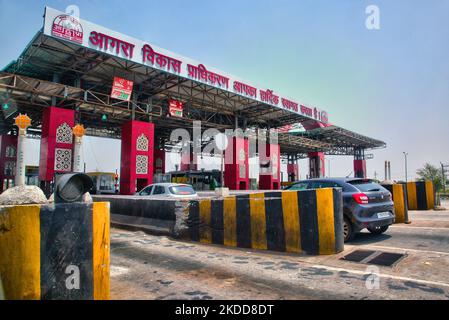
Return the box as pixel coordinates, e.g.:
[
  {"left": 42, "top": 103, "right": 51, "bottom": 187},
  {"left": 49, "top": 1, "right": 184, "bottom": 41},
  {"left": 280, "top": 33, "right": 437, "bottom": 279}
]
[
  {"left": 441, "top": 162, "right": 446, "bottom": 193},
  {"left": 403, "top": 152, "right": 408, "bottom": 183},
  {"left": 14, "top": 114, "right": 31, "bottom": 187}
]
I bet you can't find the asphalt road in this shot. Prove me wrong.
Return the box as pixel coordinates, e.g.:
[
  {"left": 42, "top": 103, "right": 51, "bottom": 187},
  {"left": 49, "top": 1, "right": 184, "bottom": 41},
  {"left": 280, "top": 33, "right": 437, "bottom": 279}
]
[{"left": 110, "top": 209, "right": 449, "bottom": 300}]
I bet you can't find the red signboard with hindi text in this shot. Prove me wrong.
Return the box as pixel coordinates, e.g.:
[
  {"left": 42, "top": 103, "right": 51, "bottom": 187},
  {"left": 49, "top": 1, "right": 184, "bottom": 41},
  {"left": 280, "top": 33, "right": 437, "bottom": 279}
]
[
  {"left": 169, "top": 99, "right": 183, "bottom": 117},
  {"left": 111, "top": 77, "right": 133, "bottom": 101}
]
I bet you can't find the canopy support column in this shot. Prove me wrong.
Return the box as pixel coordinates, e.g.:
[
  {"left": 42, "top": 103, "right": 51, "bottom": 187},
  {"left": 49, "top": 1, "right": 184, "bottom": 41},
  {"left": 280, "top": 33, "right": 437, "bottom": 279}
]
[{"left": 120, "top": 120, "right": 154, "bottom": 195}]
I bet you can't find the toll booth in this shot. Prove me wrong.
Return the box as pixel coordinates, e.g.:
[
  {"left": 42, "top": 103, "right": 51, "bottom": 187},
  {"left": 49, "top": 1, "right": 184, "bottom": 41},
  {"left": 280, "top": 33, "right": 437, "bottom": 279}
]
[
  {"left": 86, "top": 172, "right": 117, "bottom": 195},
  {"left": 308, "top": 152, "right": 325, "bottom": 178},
  {"left": 354, "top": 148, "right": 367, "bottom": 178},
  {"left": 169, "top": 170, "right": 222, "bottom": 191},
  {"left": 25, "top": 166, "right": 39, "bottom": 186}
]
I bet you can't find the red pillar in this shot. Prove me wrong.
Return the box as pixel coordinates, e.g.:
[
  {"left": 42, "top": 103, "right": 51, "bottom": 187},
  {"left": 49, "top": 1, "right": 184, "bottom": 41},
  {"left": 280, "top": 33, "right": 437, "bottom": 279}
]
[
  {"left": 154, "top": 149, "right": 165, "bottom": 174},
  {"left": 39, "top": 106, "right": 75, "bottom": 192},
  {"left": 302, "top": 120, "right": 329, "bottom": 179},
  {"left": 308, "top": 152, "right": 325, "bottom": 178},
  {"left": 0, "top": 135, "right": 18, "bottom": 192},
  {"left": 287, "top": 161, "right": 299, "bottom": 182},
  {"left": 354, "top": 159, "right": 367, "bottom": 178},
  {"left": 120, "top": 120, "right": 154, "bottom": 195},
  {"left": 180, "top": 149, "right": 198, "bottom": 171},
  {"left": 224, "top": 137, "right": 249, "bottom": 190},
  {"left": 259, "top": 143, "right": 280, "bottom": 190}
]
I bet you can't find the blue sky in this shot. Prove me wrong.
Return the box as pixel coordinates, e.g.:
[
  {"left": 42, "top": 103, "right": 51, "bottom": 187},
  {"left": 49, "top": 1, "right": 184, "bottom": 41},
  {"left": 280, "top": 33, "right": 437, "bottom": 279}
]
[{"left": 1, "top": 0, "right": 448, "bottom": 180}]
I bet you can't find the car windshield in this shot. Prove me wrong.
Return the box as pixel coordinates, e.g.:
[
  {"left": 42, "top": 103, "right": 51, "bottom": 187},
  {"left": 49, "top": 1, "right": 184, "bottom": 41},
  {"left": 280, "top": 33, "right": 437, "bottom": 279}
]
[
  {"left": 169, "top": 185, "right": 196, "bottom": 195},
  {"left": 287, "top": 182, "right": 309, "bottom": 190},
  {"left": 348, "top": 180, "right": 385, "bottom": 192}
]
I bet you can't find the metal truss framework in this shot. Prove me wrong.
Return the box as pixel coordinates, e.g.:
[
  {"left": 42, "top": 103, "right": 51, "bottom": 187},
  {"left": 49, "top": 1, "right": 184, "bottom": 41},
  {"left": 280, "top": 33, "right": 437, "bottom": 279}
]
[{"left": 0, "top": 31, "right": 386, "bottom": 158}]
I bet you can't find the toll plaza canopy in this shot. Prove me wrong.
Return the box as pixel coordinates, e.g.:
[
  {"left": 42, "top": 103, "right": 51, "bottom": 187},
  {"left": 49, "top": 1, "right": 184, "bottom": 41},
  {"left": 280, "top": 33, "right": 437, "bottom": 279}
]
[{"left": 0, "top": 6, "right": 385, "bottom": 158}]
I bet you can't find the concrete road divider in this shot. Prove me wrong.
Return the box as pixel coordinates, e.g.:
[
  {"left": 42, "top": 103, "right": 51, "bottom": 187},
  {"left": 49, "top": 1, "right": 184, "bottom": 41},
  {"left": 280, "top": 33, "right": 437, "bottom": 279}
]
[
  {"left": 405, "top": 181, "right": 435, "bottom": 210},
  {"left": 95, "top": 188, "right": 344, "bottom": 255},
  {"left": 94, "top": 195, "right": 181, "bottom": 234},
  {"left": 184, "top": 188, "right": 344, "bottom": 255},
  {"left": 381, "top": 184, "right": 410, "bottom": 224},
  {"left": 0, "top": 202, "right": 110, "bottom": 300}
]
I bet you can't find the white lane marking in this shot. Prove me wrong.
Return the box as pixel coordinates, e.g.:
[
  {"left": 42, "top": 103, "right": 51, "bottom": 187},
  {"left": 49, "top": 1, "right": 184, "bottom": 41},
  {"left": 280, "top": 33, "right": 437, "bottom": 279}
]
[
  {"left": 346, "top": 244, "right": 449, "bottom": 256},
  {"left": 113, "top": 234, "right": 449, "bottom": 291},
  {"left": 390, "top": 225, "right": 449, "bottom": 230},
  {"left": 310, "top": 264, "right": 449, "bottom": 288}
]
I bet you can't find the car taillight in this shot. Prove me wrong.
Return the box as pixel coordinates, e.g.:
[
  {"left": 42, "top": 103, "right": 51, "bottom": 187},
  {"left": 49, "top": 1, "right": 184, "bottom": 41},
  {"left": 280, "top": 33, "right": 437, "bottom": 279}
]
[{"left": 352, "top": 193, "right": 369, "bottom": 204}]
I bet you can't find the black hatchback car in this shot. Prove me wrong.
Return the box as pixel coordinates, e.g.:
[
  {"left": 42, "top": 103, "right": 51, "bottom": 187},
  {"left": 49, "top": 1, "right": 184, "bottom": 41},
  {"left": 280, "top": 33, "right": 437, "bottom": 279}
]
[{"left": 284, "top": 178, "right": 395, "bottom": 242}]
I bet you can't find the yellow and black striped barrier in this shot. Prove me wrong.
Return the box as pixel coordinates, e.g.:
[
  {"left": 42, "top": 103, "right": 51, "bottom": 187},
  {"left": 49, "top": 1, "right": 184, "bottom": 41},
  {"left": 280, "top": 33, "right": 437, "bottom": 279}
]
[
  {"left": 186, "top": 188, "right": 344, "bottom": 255},
  {"left": 0, "top": 202, "right": 110, "bottom": 300},
  {"left": 405, "top": 181, "right": 435, "bottom": 210},
  {"left": 381, "top": 184, "right": 410, "bottom": 224}
]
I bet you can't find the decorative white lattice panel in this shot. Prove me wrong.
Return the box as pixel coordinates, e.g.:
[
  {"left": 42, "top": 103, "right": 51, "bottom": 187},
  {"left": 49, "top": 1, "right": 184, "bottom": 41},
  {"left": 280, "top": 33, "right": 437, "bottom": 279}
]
[
  {"left": 56, "top": 122, "right": 73, "bottom": 144},
  {"left": 136, "top": 134, "right": 149, "bottom": 151},
  {"left": 272, "top": 153, "right": 279, "bottom": 179},
  {"left": 5, "top": 146, "right": 16, "bottom": 158},
  {"left": 239, "top": 164, "right": 246, "bottom": 179},
  {"left": 54, "top": 148, "right": 72, "bottom": 172},
  {"left": 238, "top": 149, "right": 246, "bottom": 162},
  {"left": 136, "top": 155, "right": 148, "bottom": 174},
  {"left": 273, "top": 167, "right": 278, "bottom": 179},
  {"left": 4, "top": 161, "right": 15, "bottom": 176}
]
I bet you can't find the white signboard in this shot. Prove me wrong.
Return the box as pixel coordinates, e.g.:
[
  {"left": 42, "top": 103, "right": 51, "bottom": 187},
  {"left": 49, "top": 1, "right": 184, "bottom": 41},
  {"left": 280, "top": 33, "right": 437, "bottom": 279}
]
[{"left": 43, "top": 6, "right": 329, "bottom": 123}]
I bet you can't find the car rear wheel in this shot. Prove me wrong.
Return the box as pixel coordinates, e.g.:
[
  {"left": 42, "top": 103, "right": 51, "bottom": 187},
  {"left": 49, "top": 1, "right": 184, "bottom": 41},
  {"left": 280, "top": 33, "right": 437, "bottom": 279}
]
[
  {"left": 368, "top": 225, "right": 389, "bottom": 235},
  {"left": 343, "top": 217, "right": 355, "bottom": 242}
]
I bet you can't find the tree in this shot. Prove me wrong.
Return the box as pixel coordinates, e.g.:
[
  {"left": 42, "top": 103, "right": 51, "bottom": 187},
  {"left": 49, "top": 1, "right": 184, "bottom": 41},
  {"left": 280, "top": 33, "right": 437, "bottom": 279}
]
[{"left": 416, "top": 163, "right": 442, "bottom": 192}]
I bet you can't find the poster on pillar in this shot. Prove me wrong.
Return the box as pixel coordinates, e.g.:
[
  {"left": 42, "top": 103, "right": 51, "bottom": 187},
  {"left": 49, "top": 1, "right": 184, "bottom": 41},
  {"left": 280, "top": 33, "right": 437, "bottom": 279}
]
[
  {"left": 168, "top": 100, "right": 183, "bottom": 117},
  {"left": 111, "top": 76, "right": 133, "bottom": 101}
]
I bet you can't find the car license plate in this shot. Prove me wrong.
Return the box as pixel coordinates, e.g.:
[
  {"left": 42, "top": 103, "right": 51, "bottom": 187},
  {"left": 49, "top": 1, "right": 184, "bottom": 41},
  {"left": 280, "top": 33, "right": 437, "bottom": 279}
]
[{"left": 377, "top": 212, "right": 390, "bottom": 218}]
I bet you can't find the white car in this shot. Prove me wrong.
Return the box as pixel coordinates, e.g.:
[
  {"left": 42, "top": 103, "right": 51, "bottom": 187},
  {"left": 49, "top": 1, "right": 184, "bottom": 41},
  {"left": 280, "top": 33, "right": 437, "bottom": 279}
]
[{"left": 137, "top": 183, "right": 198, "bottom": 199}]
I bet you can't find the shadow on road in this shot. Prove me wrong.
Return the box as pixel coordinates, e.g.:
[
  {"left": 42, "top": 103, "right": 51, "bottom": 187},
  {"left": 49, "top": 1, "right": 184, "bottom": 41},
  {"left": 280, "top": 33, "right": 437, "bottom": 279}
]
[{"left": 349, "top": 232, "right": 392, "bottom": 246}]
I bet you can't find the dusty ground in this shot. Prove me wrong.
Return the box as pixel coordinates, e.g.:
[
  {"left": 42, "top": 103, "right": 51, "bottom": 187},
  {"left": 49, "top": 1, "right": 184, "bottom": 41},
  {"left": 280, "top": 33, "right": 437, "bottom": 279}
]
[{"left": 110, "top": 208, "right": 449, "bottom": 300}]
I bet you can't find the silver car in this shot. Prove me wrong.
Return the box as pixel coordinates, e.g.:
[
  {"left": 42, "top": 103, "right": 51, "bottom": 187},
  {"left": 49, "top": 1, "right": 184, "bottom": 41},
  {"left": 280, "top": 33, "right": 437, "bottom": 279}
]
[{"left": 137, "top": 183, "right": 198, "bottom": 199}]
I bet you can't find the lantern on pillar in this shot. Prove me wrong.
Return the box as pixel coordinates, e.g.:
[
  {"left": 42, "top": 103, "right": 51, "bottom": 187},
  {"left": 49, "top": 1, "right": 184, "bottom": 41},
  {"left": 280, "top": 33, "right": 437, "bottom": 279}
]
[
  {"left": 72, "top": 124, "right": 85, "bottom": 173},
  {"left": 73, "top": 124, "right": 85, "bottom": 138},
  {"left": 15, "top": 113, "right": 31, "bottom": 132},
  {"left": 14, "top": 114, "right": 31, "bottom": 187}
]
